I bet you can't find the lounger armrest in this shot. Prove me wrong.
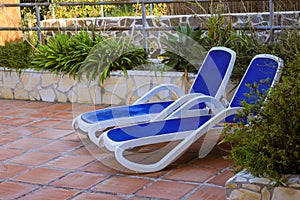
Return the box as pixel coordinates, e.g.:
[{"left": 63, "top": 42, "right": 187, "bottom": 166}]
[
  {"left": 72, "top": 115, "right": 80, "bottom": 130},
  {"left": 167, "top": 96, "right": 226, "bottom": 119},
  {"left": 133, "top": 84, "right": 184, "bottom": 105}
]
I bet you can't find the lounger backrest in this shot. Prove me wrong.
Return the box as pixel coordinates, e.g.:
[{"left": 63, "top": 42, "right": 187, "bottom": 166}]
[
  {"left": 190, "top": 47, "right": 236, "bottom": 100},
  {"left": 229, "top": 54, "right": 283, "bottom": 108}
]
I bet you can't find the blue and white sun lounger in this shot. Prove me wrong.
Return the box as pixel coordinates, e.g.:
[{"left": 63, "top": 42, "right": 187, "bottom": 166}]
[
  {"left": 99, "top": 54, "right": 283, "bottom": 173},
  {"left": 73, "top": 47, "right": 236, "bottom": 144}
]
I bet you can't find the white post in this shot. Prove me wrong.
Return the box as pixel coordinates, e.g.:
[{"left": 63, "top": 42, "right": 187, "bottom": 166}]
[
  {"left": 101, "top": 1, "right": 104, "bottom": 17},
  {"left": 269, "top": 0, "right": 274, "bottom": 42},
  {"left": 269, "top": 0, "right": 274, "bottom": 27},
  {"left": 51, "top": 0, "right": 55, "bottom": 19}
]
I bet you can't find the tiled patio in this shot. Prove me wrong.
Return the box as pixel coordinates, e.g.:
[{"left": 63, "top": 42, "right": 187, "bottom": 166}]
[{"left": 0, "top": 99, "right": 234, "bottom": 200}]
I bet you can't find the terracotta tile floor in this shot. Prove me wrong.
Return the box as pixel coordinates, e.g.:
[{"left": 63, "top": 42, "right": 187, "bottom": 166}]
[{"left": 0, "top": 99, "right": 234, "bottom": 200}]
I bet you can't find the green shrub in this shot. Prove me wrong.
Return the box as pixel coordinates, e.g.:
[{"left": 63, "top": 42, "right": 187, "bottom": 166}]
[
  {"left": 78, "top": 36, "right": 148, "bottom": 85},
  {"left": 31, "top": 31, "right": 105, "bottom": 77},
  {"left": 223, "top": 56, "right": 300, "bottom": 184},
  {"left": 1, "top": 35, "right": 148, "bottom": 85},
  {"left": 0, "top": 41, "right": 33, "bottom": 72}
]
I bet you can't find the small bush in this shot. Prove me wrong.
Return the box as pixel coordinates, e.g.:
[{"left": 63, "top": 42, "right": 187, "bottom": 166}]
[
  {"left": 223, "top": 55, "right": 300, "bottom": 184},
  {"left": 0, "top": 41, "right": 33, "bottom": 72}
]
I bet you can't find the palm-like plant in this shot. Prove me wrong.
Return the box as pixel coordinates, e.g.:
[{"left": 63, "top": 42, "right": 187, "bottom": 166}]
[
  {"left": 78, "top": 36, "right": 148, "bottom": 85},
  {"left": 160, "top": 24, "right": 207, "bottom": 92},
  {"left": 31, "top": 31, "right": 105, "bottom": 77}
]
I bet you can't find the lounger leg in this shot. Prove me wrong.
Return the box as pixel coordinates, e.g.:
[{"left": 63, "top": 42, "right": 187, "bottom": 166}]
[
  {"left": 88, "top": 125, "right": 102, "bottom": 145},
  {"left": 72, "top": 116, "right": 79, "bottom": 130},
  {"left": 198, "top": 128, "right": 223, "bottom": 158}
]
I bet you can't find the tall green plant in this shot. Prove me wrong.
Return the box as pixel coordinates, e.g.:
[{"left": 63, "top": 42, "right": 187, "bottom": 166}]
[
  {"left": 203, "top": 4, "right": 234, "bottom": 47},
  {"left": 78, "top": 36, "right": 148, "bottom": 85},
  {"left": 31, "top": 31, "right": 105, "bottom": 77},
  {"left": 159, "top": 24, "right": 207, "bottom": 92},
  {"left": 160, "top": 23, "right": 205, "bottom": 74}
]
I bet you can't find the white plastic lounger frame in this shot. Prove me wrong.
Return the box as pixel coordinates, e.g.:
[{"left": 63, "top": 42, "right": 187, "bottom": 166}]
[
  {"left": 73, "top": 46, "right": 236, "bottom": 145},
  {"left": 99, "top": 54, "right": 283, "bottom": 173}
]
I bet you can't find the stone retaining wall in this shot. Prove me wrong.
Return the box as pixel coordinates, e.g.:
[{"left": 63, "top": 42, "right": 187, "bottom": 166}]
[
  {"left": 0, "top": 68, "right": 196, "bottom": 105},
  {"left": 226, "top": 170, "right": 300, "bottom": 200}
]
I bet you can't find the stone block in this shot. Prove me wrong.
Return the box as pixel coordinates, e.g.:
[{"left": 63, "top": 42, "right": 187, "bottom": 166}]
[
  {"left": 288, "top": 177, "right": 300, "bottom": 188},
  {"left": 29, "top": 91, "right": 41, "bottom": 101},
  {"left": 229, "top": 188, "right": 261, "bottom": 200},
  {"left": 242, "top": 184, "right": 261, "bottom": 192},
  {"left": 249, "top": 177, "right": 271, "bottom": 185},
  {"left": 76, "top": 82, "right": 89, "bottom": 91},
  {"left": 14, "top": 89, "right": 29, "bottom": 100},
  {"left": 89, "top": 86, "right": 102, "bottom": 105},
  {"left": 152, "top": 76, "right": 171, "bottom": 85},
  {"left": 102, "top": 93, "right": 123, "bottom": 105},
  {"left": 39, "top": 89, "right": 56, "bottom": 102},
  {"left": 0, "top": 88, "right": 14, "bottom": 99},
  {"left": 58, "top": 76, "right": 76, "bottom": 93},
  {"left": 57, "top": 91, "right": 67, "bottom": 102},
  {"left": 3, "top": 72, "right": 20, "bottom": 88},
  {"left": 226, "top": 181, "right": 238, "bottom": 189},
  {"left": 261, "top": 187, "right": 270, "bottom": 200},
  {"left": 21, "top": 73, "right": 40, "bottom": 91},
  {"left": 131, "top": 76, "right": 151, "bottom": 97},
  {"left": 102, "top": 76, "right": 128, "bottom": 99},
  {"left": 41, "top": 73, "right": 59, "bottom": 87},
  {"left": 272, "top": 187, "right": 300, "bottom": 200},
  {"left": 16, "top": 82, "right": 23, "bottom": 89},
  {"left": 127, "top": 76, "right": 137, "bottom": 96},
  {"left": 77, "top": 87, "right": 91, "bottom": 104},
  {"left": 67, "top": 89, "right": 77, "bottom": 103},
  {"left": 77, "top": 75, "right": 90, "bottom": 86}
]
